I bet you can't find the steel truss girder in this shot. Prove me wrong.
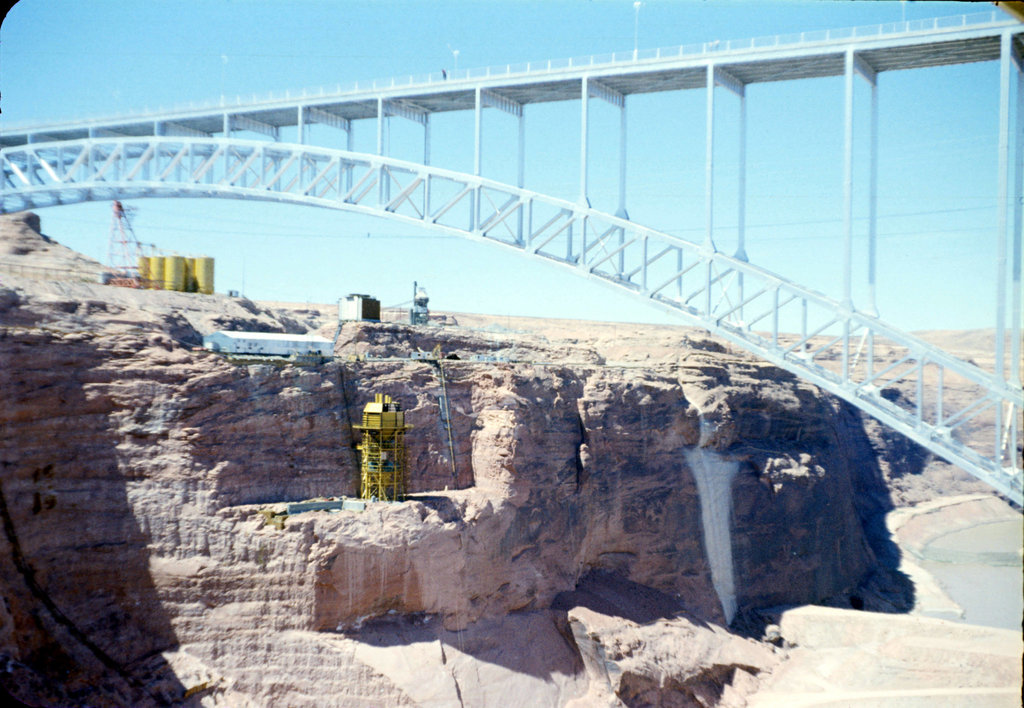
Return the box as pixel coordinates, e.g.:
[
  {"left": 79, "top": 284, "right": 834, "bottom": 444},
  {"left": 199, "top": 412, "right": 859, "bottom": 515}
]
[
  {"left": 587, "top": 79, "right": 624, "bottom": 108},
  {"left": 229, "top": 114, "right": 280, "bottom": 139},
  {"left": 2, "top": 136, "right": 1021, "bottom": 504},
  {"left": 157, "top": 121, "right": 211, "bottom": 138},
  {"left": 480, "top": 89, "right": 522, "bottom": 117},
  {"left": 713, "top": 67, "right": 746, "bottom": 97},
  {"left": 305, "top": 106, "right": 351, "bottom": 132},
  {"left": 382, "top": 99, "right": 429, "bottom": 125}
]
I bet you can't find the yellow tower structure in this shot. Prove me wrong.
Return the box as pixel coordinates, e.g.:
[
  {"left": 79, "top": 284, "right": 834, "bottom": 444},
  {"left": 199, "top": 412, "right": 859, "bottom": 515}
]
[{"left": 355, "top": 394, "right": 411, "bottom": 502}]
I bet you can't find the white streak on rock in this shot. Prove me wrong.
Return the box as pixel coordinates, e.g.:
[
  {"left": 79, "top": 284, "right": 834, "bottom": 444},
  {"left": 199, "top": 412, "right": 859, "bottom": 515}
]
[{"left": 686, "top": 411, "right": 741, "bottom": 623}]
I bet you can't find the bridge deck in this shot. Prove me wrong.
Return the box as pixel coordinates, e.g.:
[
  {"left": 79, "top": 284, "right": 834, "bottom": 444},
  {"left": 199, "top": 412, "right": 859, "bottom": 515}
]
[{"left": 2, "top": 12, "right": 1020, "bottom": 148}]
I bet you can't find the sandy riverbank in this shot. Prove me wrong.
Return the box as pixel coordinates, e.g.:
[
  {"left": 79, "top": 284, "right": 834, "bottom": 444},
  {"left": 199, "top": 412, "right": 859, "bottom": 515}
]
[
  {"left": 743, "top": 494, "right": 1022, "bottom": 707},
  {"left": 889, "top": 494, "right": 1022, "bottom": 629}
]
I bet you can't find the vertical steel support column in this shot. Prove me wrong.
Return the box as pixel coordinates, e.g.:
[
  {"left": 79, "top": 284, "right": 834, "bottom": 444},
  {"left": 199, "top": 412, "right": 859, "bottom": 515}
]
[
  {"left": 704, "top": 65, "right": 716, "bottom": 318},
  {"left": 423, "top": 115, "right": 431, "bottom": 166},
  {"left": 376, "top": 97, "right": 385, "bottom": 155},
  {"left": 1012, "top": 44, "right": 1023, "bottom": 392},
  {"left": 297, "top": 106, "right": 305, "bottom": 145},
  {"left": 736, "top": 83, "right": 747, "bottom": 263},
  {"left": 916, "top": 360, "right": 925, "bottom": 423},
  {"left": 346, "top": 122, "right": 354, "bottom": 192},
  {"left": 616, "top": 96, "right": 629, "bottom": 276},
  {"left": 377, "top": 97, "right": 385, "bottom": 205},
  {"left": 473, "top": 86, "right": 482, "bottom": 231},
  {"left": 854, "top": 54, "right": 880, "bottom": 385},
  {"left": 730, "top": 72, "right": 748, "bottom": 323},
  {"left": 517, "top": 111, "right": 526, "bottom": 188},
  {"left": 580, "top": 76, "right": 590, "bottom": 205},
  {"left": 677, "top": 249, "right": 684, "bottom": 298},
  {"left": 842, "top": 50, "right": 856, "bottom": 381},
  {"left": 1011, "top": 47, "right": 1019, "bottom": 481},
  {"left": 801, "top": 299, "right": 808, "bottom": 356},
  {"left": 867, "top": 70, "right": 879, "bottom": 317},
  {"left": 704, "top": 64, "right": 716, "bottom": 252},
  {"left": 474, "top": 87, "right": 483, "bottom": 176},
  {"left": 842, "top": 50, "right": 855, "bottom": 310},
  {"left": 771, "top": 288, "right": 780, "bottom": 347},
  {"left": 864, "top": 63, "right": 878, "bottom": 387},
  {"left": 517, "top": 110, "right": 526, "bottom": 244},
  {"left": 223, "top": 114, "right": 231, "bottom": 138},
  {"left": 424, "top": 116, "right": 431, "bottom": 218},
  {"left": 994, "top": 32, "right": 1012, "bottom": 463},
  {"left": 617, "top": 97, "right": 628, "bottom": 219},
  {"left": 641, "top": 235, "right": 648, "bottom": 291}
]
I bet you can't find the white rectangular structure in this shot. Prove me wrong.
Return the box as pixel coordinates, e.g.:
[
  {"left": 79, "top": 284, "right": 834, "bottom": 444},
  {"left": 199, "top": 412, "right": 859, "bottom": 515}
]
[
  {"left": 202, "top": 331, "right": 333, "bottom": 357},
  {"left": 339, "top": 294, "right": 381, "bottom": 321}
]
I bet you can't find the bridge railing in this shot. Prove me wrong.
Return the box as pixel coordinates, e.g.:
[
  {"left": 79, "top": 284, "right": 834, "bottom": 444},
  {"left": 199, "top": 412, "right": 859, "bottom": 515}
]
[{"left": 0, "top": 11, "right": 1009, "bottom": 132}]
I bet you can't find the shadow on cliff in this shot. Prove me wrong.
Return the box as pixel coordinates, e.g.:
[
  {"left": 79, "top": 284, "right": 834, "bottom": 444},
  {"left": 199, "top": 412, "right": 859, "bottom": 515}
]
[
  {"left": 405, "top": 493, "right": 463, "bottom": 522},
  {"left": 342, "top": 608, "right": 585, "bottom": 686},
  {"left": 0, "top": 347, "right": 186, "bottom": 705},
  {"left": 551, "top": 569, "right": 708, "bottom": 627},
  {"left": 344, "top": 570, "right": 704, "bottom": 689},
  {"left": 836, "top": 402, "right": 917, "bottom": 614}
]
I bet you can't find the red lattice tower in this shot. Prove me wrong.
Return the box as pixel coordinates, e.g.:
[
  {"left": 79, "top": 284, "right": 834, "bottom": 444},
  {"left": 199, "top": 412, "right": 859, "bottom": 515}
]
[{"left": 107, "top": 200, "right": 143, "bottom": 282}]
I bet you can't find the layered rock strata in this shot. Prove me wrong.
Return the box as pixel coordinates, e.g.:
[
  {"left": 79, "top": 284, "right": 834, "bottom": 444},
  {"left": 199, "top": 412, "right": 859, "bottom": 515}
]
[{"left": 0, "top": 212, "right": 956, "bottom": 706}]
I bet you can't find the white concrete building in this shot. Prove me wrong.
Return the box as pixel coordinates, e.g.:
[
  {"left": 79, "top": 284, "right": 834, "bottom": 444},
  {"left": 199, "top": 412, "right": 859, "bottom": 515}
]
[{"left": 202, "top": 331, "right": 333, "bottom": 357}]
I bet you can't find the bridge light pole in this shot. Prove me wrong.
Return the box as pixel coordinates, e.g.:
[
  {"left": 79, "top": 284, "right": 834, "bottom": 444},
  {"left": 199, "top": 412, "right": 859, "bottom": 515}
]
[
  {"left": 633, "top": 2, "right": 643, "bottom": 60},
  {"left": 448, "top": 45, "right": 460, "bottom": 75}
]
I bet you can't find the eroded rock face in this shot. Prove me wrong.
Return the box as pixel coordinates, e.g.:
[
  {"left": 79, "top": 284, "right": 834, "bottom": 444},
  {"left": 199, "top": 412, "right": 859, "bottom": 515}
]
[{"left": 0, "top": 213, "right": 882, "bottom": 705}]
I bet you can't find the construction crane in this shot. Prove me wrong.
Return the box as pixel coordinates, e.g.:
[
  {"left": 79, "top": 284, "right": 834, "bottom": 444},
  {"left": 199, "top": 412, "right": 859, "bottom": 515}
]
[{"left": 106, "top": 200, "right": 146, "bottom": 288}]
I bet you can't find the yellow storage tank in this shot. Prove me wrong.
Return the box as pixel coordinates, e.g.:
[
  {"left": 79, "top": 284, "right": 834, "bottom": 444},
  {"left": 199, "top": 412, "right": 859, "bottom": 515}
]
[
  {"left": 137, "top": 256, "right": 151, "bottom": 285},
  {"left": 184, "top": 258, "right": 198, "bottom": 293},
  {"left": 164, "top": 255, "right": 186, "bottom": 292},
  {"left": 149, "top": 256, "right": 165, "bottom": 289},
  {"left": 194, "top": 257, "right": 215, "bottom": 295}
]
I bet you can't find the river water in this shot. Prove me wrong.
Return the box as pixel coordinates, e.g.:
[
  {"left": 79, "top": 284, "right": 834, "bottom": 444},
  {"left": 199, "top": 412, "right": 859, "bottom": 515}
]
[{"left": 918, "top": 519, "right": 1023, "bottom": 631}]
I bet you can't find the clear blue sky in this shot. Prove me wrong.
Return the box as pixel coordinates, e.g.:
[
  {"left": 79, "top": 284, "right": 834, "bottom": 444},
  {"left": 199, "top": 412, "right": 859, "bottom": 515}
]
[{"left": 1, "top": 1, "right": 1015, "bottom": 331}]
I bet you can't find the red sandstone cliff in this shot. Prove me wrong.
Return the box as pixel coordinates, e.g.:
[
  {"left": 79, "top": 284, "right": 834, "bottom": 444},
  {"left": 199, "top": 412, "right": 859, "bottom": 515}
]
[{"left": 0, "top": 212, "right": 1004, "bottom": 706}]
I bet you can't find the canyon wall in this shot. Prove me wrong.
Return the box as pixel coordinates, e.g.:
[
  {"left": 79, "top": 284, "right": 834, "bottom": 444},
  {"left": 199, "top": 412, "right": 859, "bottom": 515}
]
[{"left": 0, "top": 212, "right": 927, "bottom": 706}]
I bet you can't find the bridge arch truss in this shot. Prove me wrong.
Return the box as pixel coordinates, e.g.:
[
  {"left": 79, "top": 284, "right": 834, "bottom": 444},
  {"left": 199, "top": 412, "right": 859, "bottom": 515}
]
[{"left": 2, "top": 135, "right": 1021, "bottom": 504}]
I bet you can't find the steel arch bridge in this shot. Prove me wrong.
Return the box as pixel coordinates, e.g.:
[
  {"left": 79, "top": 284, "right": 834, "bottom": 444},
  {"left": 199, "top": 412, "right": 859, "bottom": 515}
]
[{"left": 2, "top": 11, "right": 1022, "bottom": 504}]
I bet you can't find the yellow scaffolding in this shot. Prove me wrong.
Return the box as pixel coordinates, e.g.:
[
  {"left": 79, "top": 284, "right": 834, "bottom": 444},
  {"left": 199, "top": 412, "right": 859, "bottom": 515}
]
[{"left": 355, "top": 394, "right": 411, "bottom": 502}]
